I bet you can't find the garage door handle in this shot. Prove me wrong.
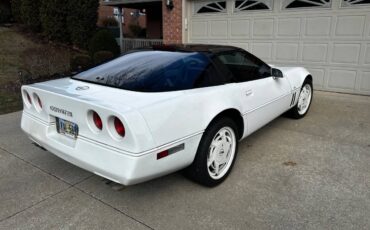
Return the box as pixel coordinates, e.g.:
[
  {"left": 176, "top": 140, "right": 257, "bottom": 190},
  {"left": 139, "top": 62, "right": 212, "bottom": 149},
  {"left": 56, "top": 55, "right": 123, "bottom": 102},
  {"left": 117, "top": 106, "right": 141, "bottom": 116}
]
[{"left": 245, "top": 89, "right": 253, "bottom": 96}]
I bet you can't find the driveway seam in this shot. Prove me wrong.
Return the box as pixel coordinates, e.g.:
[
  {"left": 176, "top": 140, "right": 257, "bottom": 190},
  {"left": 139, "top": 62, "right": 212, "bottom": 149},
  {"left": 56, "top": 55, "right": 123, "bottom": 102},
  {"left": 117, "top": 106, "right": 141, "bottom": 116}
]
[
  {"left": 0, "top": 146, "right": 155, "bottom": 230},
  {"left": 0, "top": 146, "right": 74, "bottom": 185},
  {"left": 73, "top": 186, "right": 155, "bottom": 230},
  {"left": 0, "top": 186, "right": 73, "bottom": 223}
]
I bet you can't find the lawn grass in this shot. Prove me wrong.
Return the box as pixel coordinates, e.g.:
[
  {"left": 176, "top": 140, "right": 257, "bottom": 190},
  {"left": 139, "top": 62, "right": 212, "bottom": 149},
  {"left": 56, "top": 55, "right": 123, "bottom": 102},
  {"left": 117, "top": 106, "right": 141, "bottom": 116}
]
[
  {"left": 0, "top": 26, "right": 77, "bottom": 115},
  {"left": 0, "top": 89, "right": 22, "bottom": 114},
  {"left": 0, "top": 26, "right": 40, "bottom": 84}
]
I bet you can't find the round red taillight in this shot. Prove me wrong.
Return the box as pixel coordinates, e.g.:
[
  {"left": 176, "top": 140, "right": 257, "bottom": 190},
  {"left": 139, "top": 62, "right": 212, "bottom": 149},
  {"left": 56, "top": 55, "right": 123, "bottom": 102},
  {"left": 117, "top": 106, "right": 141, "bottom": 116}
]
[
  {"left": 93, "top": 112, "right": 103, "bottom": 130},
  {"left": 114, "top": 117, "right": 125, "bottom": 137},
  {"left": 25, "top": 92, "right": 32, "bottom": 104}
]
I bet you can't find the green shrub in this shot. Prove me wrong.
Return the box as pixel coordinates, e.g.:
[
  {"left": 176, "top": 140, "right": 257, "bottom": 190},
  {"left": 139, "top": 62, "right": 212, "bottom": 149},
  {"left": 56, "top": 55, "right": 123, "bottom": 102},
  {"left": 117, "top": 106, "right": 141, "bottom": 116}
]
[
  {"left": 129, "top": 24, "right": 142, "bottom": 37},
  {"left": 20, "top": 0, "right": 41, "bottom": 32},
  {"left": 40, "top": 0, "right": 69, "bottom": 42},
  {"left": 67, "top": 0, "right": 99, "bottom": 49},
  {"left": 89, "top": 29, "right": 120, "bottom": 57},
  {"left": 10, "top": 0, "right": 22, "bottom": 22},
  {"left": 93, "top": 50, "right": 114, "bottom": 65},
  {"left": 101, "top": 17, "right": 118, "bottom": 27},
  {"left": 70, "top": 54, "right": 92, "bottom": 72},
  {"left": 0, "top": 1, "right": 12, "bottom": 23}
]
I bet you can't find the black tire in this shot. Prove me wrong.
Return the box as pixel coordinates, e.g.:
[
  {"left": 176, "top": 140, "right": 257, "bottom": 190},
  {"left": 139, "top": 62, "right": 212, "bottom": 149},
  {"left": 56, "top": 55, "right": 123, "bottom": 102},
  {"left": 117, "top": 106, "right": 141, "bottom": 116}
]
[
  {"left": 287, "top": 78, "right": 313, "bottom": 119},
  {"left": 185, "top": 117, "right": 239, "bottom": 187}
]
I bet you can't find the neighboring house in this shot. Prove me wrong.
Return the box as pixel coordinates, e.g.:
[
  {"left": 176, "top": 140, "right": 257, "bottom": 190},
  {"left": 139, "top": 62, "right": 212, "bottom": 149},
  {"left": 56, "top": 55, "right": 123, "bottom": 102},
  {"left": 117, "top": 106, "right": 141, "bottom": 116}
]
[
  {"left": 99, "top": 0, "right": 161, "bottom": 39},
  {"left": 98, "top": 1, "right": 149, "bottom": 38},
  {"left": 103, "top": 0, "right": 370, "bottom": 95}
]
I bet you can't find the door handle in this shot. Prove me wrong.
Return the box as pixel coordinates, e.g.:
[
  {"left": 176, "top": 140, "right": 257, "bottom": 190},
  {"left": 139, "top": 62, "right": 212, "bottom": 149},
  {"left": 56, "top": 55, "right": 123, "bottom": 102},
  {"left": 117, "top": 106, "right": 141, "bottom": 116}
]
[{"left": 245, "top": 89, "right": 253, "bottom": 96}]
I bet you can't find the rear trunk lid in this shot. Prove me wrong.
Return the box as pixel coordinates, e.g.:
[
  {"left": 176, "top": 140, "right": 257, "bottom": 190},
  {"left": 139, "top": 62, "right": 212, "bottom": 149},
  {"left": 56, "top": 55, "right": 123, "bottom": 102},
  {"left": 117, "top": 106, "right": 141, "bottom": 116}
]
[{"left": 21, "top": 78, "right": 184, "bottom": 153}]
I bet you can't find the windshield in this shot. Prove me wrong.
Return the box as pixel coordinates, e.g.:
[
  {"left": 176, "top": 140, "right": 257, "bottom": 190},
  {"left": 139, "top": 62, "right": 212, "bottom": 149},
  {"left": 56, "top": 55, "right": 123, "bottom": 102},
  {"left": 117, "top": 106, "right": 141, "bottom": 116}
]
[{"left": 72, "top": 51, "right": 212, "bottom": 92}]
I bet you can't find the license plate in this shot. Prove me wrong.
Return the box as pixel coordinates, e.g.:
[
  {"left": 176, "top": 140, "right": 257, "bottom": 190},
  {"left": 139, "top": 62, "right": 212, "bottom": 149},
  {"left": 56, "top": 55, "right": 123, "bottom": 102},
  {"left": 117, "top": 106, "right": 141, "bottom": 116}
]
[{"left": 56, "top": 118, "right": 79, "bottom": 139}]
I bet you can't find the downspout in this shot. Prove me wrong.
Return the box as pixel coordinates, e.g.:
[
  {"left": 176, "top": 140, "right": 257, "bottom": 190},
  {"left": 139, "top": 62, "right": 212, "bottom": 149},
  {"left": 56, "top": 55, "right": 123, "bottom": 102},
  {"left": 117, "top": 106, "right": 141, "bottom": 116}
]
[{"left": 117, "top": 7, "right": 124, "bottom": 53}]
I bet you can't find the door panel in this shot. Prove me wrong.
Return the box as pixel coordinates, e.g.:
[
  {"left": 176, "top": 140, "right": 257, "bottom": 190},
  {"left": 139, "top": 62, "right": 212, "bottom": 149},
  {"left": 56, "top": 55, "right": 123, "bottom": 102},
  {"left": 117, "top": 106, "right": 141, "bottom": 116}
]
[{"left": 240, "top": 77, "right": 291, "bottom": 135}]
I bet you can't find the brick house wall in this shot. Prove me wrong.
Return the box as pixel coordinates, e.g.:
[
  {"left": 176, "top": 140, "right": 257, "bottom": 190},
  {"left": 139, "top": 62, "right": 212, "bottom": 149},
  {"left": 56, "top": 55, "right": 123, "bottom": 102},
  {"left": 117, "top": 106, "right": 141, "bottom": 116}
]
[
  {"left": 162, "top": 0, "right": 182, "bottom": 44},
  {"left": 97, "top": 3, "right": 114, "bottom": 27}
]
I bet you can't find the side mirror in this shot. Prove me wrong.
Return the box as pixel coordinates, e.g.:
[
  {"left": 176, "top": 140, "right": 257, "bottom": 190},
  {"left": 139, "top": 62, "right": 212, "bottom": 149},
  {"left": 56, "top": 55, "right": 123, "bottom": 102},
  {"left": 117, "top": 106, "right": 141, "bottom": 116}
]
[{"left": 272, "top": 68, "right": 283, "bottom": 78}]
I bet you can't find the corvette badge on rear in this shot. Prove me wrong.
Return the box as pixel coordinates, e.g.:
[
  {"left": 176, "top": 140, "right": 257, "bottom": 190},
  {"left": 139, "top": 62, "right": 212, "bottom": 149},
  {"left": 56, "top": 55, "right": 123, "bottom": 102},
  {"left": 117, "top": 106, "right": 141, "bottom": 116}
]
[{"left": 20, "top": 44, "right": 313, "bottom": 187}]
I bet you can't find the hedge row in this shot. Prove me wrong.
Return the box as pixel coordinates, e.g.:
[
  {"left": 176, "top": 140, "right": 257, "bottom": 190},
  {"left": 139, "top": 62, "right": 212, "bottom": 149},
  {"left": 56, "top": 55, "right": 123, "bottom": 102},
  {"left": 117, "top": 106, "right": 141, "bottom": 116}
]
[{"left": 10, "top": 0, "right": 99, "bottom": 49}]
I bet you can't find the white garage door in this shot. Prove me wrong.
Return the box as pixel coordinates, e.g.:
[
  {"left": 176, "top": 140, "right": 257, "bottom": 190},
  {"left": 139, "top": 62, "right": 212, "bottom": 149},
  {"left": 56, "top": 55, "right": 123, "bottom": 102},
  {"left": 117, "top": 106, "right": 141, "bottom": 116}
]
[{"left": 185, "top": 0, "right": 370, "bottom": 95}]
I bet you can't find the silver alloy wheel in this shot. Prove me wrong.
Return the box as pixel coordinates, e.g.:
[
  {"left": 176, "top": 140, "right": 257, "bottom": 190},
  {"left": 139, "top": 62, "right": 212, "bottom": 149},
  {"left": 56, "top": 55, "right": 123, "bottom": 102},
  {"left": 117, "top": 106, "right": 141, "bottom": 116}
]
[
  {"left": 297, "top": 84, "right": 312, "bottom": 115},
  {"left": 207, "top": 127, "right": 236, "bottom": 180}
]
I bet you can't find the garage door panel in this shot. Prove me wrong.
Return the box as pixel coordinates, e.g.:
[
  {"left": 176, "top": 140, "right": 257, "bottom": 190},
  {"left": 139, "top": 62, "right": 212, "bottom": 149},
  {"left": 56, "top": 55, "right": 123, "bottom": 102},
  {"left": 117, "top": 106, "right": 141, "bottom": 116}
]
[
  {"left": 230, "top": 19, "right": 250, "bottom": 38},
  {"left": 191, "top": 21, "right": 208, "bottom": 38},
  {"left": 365, "top": 44, "right": 370, "bottom": 65},
  {"left": 305, "top": 17, "right": 332, "bottom": 37},
  {"left": 229, "top": 42, "right": 249, "bottom": 51},
  {"left": 251, "top": 42, "right": 273, "bottom": 61},
  {"left": 275, "top": 43, "right": 299, "bottom": 62},
  {"left": 209, "top": 20, "right": 228, "bottom": 38},
  {"left": 302, "top": 44, "right": 328, "bottom": 63},
  {"left": 331, "top": 43, "right": 361, "bottom": 64},
  {"left": 277, "top": 18, "right": 301, "bottom": 37},
  {"left": 335, "top": 15, "right": 366, "bottom": 37},
  {"left": 361, "top": 72, "right": 370, "bottom": 92},
  {"left": 328, "top": 69, "right": 357, "bottom": 90},
  {"left": 307, "top": 68, "right": 326, "bottom": 89},
  {"left": 253, "top": 18, "right": 274, "bottom": 38},
  {"left": 187, "top": 0, "right": 370, "bottom": 95}
]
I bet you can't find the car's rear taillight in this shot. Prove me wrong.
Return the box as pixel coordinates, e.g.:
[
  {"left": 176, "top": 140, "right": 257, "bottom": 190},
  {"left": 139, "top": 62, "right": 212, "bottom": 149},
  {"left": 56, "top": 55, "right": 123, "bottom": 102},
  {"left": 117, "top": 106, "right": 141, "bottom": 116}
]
[
  {"left": 36, "top": 95, "right": 42, "bottom": 108},
  {"left": 114, "top": 117, "right": 125, "bottom": 137},
  {"left": 93, "top": 111, "right": 103, "bottom": 130},
  {"left": 33, "top": 93, "right": 42, "bottom": 111},
  {"left": 25, "top": 91, "right": 32, "bottom": 104}
]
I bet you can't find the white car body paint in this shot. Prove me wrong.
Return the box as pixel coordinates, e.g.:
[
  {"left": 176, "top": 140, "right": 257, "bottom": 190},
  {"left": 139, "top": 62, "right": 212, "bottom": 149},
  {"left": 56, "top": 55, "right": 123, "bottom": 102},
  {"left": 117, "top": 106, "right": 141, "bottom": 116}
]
[{"left": 21, "top": 66, "right": 310, "bottom": 185}]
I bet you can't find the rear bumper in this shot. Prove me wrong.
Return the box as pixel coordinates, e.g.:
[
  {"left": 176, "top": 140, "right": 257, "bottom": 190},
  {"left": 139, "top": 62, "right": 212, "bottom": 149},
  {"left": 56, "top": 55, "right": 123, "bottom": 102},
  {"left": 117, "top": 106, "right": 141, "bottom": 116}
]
[{"left": 21, "top": 112, "right": 202, "bottom": 185}]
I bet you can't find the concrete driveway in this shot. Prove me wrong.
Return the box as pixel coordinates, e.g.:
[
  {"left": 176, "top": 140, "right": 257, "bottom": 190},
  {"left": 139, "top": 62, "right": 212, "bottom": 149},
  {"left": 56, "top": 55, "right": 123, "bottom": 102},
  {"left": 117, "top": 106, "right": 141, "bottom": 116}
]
[{"left": 0, "top": 91, "right": 369, "bottom": 230}]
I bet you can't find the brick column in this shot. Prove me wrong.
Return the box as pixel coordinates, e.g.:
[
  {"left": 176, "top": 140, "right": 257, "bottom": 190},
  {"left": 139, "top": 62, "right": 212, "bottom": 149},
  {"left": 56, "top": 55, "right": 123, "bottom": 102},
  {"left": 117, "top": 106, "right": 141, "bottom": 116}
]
[{"left": 162, "top": 0, "right": 182, "bottom": 44}]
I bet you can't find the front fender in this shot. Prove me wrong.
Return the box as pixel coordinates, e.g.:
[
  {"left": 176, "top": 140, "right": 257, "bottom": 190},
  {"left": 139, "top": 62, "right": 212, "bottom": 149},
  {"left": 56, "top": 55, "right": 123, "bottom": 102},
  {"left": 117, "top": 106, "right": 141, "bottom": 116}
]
[{"left": 278, "top": 67, "right": 311, "bottom": 91}]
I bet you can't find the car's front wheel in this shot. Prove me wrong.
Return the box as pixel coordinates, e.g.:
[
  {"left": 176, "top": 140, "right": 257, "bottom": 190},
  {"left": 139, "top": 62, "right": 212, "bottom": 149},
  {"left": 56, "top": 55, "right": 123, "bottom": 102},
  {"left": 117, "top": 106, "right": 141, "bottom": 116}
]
[
  {"left": 185, "top": 117, "right": 238, "bottom": 187},
  {"left": 288, "top": 79, "right": 313, "bottom": 119}
]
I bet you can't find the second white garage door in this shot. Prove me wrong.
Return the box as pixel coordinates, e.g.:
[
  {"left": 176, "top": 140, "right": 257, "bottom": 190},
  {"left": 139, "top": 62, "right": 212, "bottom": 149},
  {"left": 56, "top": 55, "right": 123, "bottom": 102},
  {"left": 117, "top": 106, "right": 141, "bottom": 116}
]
[{"left": 185, "top": 0, "right": 370, "bottom": 95}]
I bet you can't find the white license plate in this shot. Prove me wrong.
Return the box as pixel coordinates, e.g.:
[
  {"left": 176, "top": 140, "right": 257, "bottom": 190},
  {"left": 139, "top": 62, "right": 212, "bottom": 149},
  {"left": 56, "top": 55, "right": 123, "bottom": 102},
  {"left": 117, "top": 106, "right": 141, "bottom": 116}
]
[{"left": 56, "top": 118, "right": 79, "bottom": 139}]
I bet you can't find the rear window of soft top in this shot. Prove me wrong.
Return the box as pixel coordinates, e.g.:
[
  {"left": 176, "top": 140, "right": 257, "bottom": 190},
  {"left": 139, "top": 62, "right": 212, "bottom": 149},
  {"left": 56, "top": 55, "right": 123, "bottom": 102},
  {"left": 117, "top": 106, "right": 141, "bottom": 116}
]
[{"left": 72, "top": 50, "right": 227, "bottom": 92}]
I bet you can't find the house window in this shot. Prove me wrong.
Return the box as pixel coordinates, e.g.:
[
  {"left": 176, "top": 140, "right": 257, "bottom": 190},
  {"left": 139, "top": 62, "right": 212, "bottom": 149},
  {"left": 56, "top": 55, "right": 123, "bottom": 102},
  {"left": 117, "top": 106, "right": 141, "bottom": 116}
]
[
  {"left": 283, "top": 0, "right": 331, "bottom": 9},
  {"left": 234, "top": 0, "right": 272, "bottom": 11},
  {"left": 195, "top": 1, "right": 227, "bottom": 14},
  {"left": 342, "top": 0, "right": 370, "bottom": 7}
]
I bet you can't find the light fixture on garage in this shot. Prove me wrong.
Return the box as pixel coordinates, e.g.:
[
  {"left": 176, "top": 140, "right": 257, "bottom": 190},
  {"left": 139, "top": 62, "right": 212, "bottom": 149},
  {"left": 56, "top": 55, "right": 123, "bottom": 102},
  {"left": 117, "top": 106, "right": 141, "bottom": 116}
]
[{"left": 166, "top": 0, "right": 174, "bottom": 10}]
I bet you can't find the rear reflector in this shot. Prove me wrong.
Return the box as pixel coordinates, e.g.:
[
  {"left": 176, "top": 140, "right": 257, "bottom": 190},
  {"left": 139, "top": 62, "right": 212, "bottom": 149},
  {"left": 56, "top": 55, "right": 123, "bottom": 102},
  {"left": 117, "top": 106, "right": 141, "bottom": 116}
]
[
  {"left": 93, "top": 111, "right": 103, "bottom": 130},
  {"left": 156, "top": 144, "right": 185, "bottom": 160},
  {"left": 157, "top": 150, "right": 169, "bottom": 160}
]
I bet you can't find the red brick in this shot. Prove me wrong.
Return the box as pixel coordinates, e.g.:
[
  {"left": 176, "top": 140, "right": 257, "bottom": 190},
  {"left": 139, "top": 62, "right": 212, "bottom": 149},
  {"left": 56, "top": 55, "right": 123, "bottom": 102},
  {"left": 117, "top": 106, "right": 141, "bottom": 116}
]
[{"left": 162, "top": 0, "right": 182, "bottom": 44}]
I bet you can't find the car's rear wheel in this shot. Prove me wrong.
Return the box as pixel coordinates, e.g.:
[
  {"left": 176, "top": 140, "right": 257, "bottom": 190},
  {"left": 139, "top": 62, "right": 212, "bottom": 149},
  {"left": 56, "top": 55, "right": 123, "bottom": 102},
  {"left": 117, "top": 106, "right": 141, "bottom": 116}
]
[
  {"left": 288, "top": 79, "right": 313, "bottom": 119},
  {"left": 185, "top": 117, "right": 238, "bottom": 187}
]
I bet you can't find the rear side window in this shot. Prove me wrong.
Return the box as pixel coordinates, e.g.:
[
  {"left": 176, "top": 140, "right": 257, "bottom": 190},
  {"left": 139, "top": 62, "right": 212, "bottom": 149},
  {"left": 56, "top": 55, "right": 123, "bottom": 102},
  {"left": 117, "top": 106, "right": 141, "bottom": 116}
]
[{"left": 72, "top": 51, "right": 227, "bottom": 92}]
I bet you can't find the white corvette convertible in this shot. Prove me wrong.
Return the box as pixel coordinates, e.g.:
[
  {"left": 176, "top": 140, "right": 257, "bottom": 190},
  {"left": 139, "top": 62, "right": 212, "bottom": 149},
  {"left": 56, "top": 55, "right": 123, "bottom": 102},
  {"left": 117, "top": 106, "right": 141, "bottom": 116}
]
[{"left": 21, "top": 44, "right": 313, "bottom": 187}]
